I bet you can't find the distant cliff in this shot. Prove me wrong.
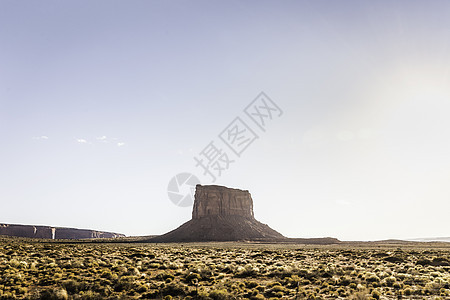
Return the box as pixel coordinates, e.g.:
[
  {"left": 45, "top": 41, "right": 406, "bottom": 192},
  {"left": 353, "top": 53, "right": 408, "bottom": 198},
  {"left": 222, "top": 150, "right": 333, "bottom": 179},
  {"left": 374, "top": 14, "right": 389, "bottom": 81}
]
[{"left": 0, "top": 223, "right": 125, "bottom": 239}]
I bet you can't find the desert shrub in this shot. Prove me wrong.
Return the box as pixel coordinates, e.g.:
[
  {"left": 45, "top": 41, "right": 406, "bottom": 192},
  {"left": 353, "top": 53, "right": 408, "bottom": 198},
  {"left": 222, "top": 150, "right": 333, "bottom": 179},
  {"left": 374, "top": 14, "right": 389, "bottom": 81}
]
[
  {"left": 77, "top": 290, "right": 102, "bottom": 300},
  {"left": 160, "top": 282, "right": 187, "bottom": 297},
  {"left": 365, "top": 273, "right": 380, "bottom": 283},
  {"left": 209, "top": 289, "right": 232, "bottom": 300},
  {"left": 264, "top": 284, "right": 287, "bottom": 298},
  {"left": 371, "top": 289, "right": 381, "bottom": 299},
  {"left": 268, "top": 265, "right": 295, "bottom": 279},
  {"left": 40, "top": 287, "right": 69, "bottom": 300},
  {"left": 384, "top": 256, "right": 404, "bottom": 263},
  {"left": 100, "top": 270, "right": 114, "bottom": 280},
  {"left": 245, "top": 280, "right": 259, "bottom": 289},
  {"left": 235, "top": 264, "right": 259, "bottom": 278},
  {"left": 339, "top": 276, "right": 352, "bottom": 286},
  {"left": 383, "top": 276, "right": 396, "bottom": 287},
  {"left": 15, "top": 287, "right": 27, "bottom": 295},
  {"left": 156, "top": 272, "right": 175, "bottom": 281},
  {"left": 249, "top": 294, "right": 265, "bottom": 300},
  {"left": 136, "top": 283, "right": 148, "bottom": 293},
  {"left": 114, "top": 276, "right": 137, "bottom": 292},
  {"left": 349, "top": 290, "right": 369, "bottom": 300},
  {"left": 184, "top": 272, "right": 201, "bottom": 283},
  {"left": 432, "top": 257, "right": 450, "bottom": 266},
  {"left": 62, "top": 279, "right": 85, "bottom": 294},
  {"left": 0, "top": 291, "right": 16, "bottom": 300},
  {"left": 127, "top": 267, "right": 140, "bottom": 276},
  {"left": 393, "top": 281, "right": 403, "bottom": 289},
  {"left": 97, "top": 285, "right": 113, "bottom": 297},
  {"left": 141, "top": 290, "right": 161, "bottom": 299},
  {"left": 148, "top": 263, "right": 160, "bottom": 269}
]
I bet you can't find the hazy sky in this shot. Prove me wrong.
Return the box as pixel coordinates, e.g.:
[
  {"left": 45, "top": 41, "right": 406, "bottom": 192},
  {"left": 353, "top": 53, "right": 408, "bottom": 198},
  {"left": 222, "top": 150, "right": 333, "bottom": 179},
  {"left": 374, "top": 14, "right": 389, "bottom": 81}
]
[{"left": 1, "top": 1, "right": 450, "bottom": 241}]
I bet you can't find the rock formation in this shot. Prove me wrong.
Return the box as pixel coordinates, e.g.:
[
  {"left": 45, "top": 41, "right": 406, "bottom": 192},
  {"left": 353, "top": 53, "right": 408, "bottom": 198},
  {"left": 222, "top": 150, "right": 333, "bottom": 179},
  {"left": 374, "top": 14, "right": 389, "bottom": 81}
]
[
  {"left": 0, "top": 223, "right": 125, "bottom": 239},
  {"left": 149, "top": 184, "right": 285, "bottom": 242},
  {"left": 54, "top": 228, "right": 124, "bottom": 239},
  {"left": 192, "top": 185, "right": 254, "bottom": 219}
]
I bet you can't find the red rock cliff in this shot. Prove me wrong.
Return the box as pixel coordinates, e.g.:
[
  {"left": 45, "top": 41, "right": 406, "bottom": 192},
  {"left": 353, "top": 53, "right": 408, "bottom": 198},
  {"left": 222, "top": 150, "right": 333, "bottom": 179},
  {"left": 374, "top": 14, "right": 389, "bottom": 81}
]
[{"left": 192, "top": 184, "right": 254, "bottom": 219}]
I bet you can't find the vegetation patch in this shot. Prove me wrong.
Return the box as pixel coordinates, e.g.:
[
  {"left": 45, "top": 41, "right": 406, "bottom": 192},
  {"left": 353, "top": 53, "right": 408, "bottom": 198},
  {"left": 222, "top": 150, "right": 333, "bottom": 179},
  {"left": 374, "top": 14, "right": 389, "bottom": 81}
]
[{"left": 0, "top": 238, "right": 449, "bottom": 299}]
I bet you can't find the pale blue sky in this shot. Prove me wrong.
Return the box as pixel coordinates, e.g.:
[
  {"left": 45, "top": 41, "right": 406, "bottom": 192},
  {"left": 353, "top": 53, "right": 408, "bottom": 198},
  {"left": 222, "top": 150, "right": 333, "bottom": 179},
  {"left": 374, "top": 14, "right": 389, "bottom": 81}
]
[{"left": 1, "top": 1, "right": 450, "bottom": 240}]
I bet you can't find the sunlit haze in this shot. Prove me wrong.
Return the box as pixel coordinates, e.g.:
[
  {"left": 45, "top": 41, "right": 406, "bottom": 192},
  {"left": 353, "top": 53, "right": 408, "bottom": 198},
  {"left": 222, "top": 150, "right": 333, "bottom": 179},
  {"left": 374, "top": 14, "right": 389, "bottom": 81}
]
[{"left": 1, "top": 1, "right": 450, "bottom": 241}]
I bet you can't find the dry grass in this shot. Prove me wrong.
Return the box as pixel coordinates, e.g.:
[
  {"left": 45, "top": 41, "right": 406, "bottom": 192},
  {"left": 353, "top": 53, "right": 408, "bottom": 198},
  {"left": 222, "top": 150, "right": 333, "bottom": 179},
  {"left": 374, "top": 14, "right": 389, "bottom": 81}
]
[{"left": 0, "top": 238, "right": 449, "bottom": 299}]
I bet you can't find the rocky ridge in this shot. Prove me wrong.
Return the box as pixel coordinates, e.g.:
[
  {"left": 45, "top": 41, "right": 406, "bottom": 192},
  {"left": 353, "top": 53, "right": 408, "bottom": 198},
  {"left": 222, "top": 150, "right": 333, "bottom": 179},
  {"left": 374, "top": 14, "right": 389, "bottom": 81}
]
[{"left": 0, "top": 223, "right": 124, "bottom": 239}]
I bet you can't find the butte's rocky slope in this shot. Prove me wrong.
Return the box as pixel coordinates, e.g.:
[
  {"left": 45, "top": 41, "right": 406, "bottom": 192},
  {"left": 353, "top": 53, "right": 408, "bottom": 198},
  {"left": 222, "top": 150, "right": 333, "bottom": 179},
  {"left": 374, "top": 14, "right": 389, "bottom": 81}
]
[
  {"left": 0, "top": 223, "right": 124, "bottom": 239},
  {"left": 149, "top": 185, "right": 285, "bottom": 242}
]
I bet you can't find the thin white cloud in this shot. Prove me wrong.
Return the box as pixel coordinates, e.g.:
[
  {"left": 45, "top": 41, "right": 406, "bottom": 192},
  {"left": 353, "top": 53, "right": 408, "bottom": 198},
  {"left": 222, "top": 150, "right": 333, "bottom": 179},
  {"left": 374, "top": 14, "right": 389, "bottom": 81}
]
[
  {"left": 72, "top": 136, "right": 124, "bottom": 146},
  {"left": 32, "top": 135, "right": 49, "bottom": 140}
]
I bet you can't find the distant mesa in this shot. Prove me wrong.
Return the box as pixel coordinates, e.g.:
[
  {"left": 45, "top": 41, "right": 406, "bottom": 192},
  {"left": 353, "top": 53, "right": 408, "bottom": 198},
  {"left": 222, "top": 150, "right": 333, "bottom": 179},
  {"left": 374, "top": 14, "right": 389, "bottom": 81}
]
[
  {"left": 148, "top": 184, "right": 286, "bottom": 243},
  {"left": 0, "top": 223, "right": 124, "bottom": 240}
]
